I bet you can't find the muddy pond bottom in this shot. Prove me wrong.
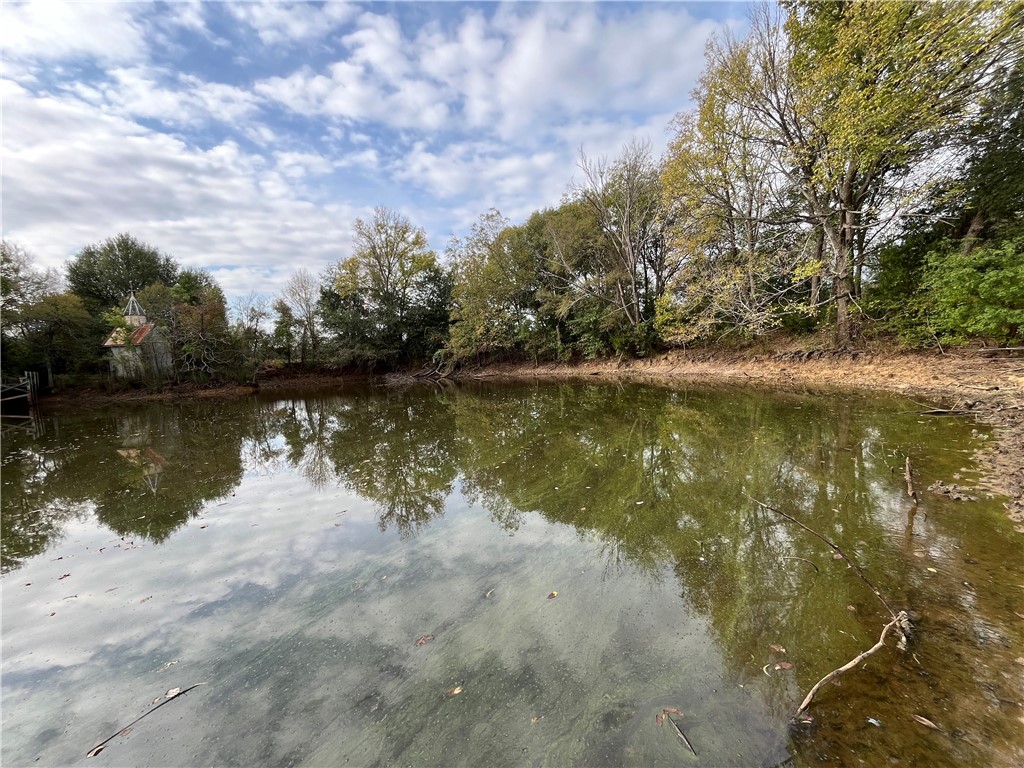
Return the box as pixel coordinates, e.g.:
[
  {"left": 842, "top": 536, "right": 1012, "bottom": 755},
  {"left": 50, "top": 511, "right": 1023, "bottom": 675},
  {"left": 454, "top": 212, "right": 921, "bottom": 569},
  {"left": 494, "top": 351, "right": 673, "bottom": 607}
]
[{"left": 2, "top": 381, "right": 1022, "bottom": 767}]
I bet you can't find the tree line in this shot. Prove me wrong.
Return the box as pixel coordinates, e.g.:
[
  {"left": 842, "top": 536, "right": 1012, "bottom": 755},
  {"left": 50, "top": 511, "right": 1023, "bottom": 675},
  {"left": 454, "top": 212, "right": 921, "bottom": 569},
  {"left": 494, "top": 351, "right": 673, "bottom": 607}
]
[{"left": 2, "top": 1, "right": 1021, "bottom": 387}]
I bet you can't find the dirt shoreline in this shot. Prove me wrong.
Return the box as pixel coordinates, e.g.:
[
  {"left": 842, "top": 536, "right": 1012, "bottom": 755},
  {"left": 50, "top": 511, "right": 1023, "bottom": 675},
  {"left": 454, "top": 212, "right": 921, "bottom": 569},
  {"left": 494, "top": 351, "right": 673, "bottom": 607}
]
[{"left": 39, "top": 348, "right": 1024, "bottom": 528}]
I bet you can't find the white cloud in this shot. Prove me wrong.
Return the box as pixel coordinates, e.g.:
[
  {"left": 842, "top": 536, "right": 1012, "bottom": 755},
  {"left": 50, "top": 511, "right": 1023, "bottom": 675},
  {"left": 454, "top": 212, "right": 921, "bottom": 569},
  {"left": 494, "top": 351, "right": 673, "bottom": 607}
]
[
  {"left": 1, "top": 0, "right": 148, "bottom": 65},
  {"left": 274, "top": 150, "right": 334, "bottom": 178},
  {"left": 89, "top": 66, "right": 262, "bottom": 127},
  {"left": 227, "top": 0, "right": 357, "bottom": 46},
  {"left": 1, "top": 79, "right": 368, "bottom": 295},
  {"left": 257, "top": 3, "right": 721, "bottom": 141}
]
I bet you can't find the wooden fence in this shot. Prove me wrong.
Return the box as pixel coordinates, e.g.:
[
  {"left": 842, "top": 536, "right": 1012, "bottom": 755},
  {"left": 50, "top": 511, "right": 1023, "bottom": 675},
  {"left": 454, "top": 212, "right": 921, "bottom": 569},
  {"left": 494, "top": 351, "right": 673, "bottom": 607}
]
[{"left": 0, "top": 372, "right": 39, "bottom": 413}]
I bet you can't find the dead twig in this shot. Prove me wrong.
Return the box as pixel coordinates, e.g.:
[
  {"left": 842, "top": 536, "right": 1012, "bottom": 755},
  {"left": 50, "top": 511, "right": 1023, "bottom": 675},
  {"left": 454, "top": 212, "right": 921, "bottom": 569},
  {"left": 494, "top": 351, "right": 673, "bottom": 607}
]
[
  {"left": 793, "top": 612, "right": 909, "bottom": 720},
  {"left": 781, "top": 556, "right": 820, "bottom": 573},
  {"left": 745, "top": 494, "right": 897, "bottom": 619},
  {"left": 86, "top": 683, "right": 207, "bottom": 758}
]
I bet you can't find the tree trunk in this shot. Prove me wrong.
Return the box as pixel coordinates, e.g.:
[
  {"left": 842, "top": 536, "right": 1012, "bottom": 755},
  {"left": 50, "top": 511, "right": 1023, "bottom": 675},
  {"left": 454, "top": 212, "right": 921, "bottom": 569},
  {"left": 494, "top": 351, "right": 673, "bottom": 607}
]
[
  {"left": 822, "top": 221, "right": 854, "bottom": 347},
  {"left": 961, "top": 210, "right": 987, "bottom": 256}
]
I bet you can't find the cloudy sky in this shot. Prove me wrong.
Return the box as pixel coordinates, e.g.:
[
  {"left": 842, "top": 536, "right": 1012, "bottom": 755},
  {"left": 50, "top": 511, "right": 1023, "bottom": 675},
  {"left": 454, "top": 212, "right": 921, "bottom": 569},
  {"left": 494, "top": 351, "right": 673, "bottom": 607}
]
[{"left": 3, "top": 1, "right": 743, "bottom": 299}]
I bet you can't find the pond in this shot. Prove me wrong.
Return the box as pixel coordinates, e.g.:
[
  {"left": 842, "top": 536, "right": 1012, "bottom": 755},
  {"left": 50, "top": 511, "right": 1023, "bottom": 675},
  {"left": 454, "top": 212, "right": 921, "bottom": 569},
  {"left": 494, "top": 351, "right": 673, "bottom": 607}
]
[{"left": 2, "top": 381, "right": 1022, "bottom": 767}]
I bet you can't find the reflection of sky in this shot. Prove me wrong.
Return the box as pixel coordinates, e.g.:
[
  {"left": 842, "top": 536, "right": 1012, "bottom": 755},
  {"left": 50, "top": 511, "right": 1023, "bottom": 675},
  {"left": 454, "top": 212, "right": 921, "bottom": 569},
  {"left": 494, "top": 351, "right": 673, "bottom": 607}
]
[
  {"left": 3, "top": 386, "right": 1022, "bottom": 768},
  {"left": 1, "top": 457, "right": 787, "bottom": 767}
]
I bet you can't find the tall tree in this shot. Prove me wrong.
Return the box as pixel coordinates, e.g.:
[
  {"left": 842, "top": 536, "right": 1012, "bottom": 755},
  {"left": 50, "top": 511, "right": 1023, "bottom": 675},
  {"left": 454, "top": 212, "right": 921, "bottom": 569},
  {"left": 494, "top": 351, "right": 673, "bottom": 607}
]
[
  {"left": 10, "top": 293, "right": 95, "bottom": 383},
  {"left": 712, "top": 1, "right": 1022, "bottom": 344},
  {"left": 570, "top": 139, "right": 672, "bottom": 342},
  {"left": 322, "top": 207, "right": 447, "bottom": 367},
  {"left": 66, "top": 233, "right": 179, "bottom": 313},
  {"left": 447, "top": 209, "right": 538, "bottom": 361},
  {"left": 280, "top": 268, "right": 321, "bottom": 366},
  {"left": 661, "top": 66, "right": 804, "bottom": 342}
]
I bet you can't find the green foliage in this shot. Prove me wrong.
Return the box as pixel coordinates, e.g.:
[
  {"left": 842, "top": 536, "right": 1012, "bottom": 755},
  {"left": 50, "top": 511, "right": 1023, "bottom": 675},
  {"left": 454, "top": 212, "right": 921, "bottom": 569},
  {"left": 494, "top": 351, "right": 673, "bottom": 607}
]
[
  {"left": 10, "top": 293, "right": 100, "bottom": 379},
  {"left": 67, "top": 233, "right": 179, "bottom": 313},
  {"left": 447, "top": 211, "right": 544, "bottom": 362},
  {"left": 319, "top": 208, "right": 450, "bottom": 369},
  {"left": 923, "top": 238, "right": 1024, "bottom": 345}
]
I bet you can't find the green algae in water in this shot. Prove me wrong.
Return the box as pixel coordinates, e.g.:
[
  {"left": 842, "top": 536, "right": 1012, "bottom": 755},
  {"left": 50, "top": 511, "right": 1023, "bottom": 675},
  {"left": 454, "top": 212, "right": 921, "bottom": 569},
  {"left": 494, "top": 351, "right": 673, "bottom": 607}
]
[{"left": 1, "top": 382, "right": 1022, "bottom": 767}]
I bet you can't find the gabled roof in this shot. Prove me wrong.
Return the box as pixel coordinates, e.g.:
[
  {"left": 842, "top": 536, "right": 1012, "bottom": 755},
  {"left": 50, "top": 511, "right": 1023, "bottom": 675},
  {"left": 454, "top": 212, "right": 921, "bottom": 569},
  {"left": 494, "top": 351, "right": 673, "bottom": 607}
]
[
  {"left": 123, "top": 293, "right": 145, "bottom": 317},
  {"left": 103, "top": 322, "right": 157, "bottom": 348}
]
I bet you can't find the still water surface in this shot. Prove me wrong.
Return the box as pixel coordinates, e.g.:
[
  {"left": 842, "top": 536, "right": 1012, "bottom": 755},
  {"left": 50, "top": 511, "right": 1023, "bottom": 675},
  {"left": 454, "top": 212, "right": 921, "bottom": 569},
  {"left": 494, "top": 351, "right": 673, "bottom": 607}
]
[{"left": 2, "top": 381, "right": 1022, "bottom": 767}]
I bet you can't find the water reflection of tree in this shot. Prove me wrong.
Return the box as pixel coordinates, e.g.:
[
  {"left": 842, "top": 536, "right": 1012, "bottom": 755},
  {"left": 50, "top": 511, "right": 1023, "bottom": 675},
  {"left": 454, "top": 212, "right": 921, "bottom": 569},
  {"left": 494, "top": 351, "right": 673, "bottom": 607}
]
[
  {"left": 450, "top": 382, "right": 930, "bottom": 721},
  {"left": 266, "top": 389, "right": 460, "bottom": 538},
  {"left": 0, "top": 432, "right": 88, "bottom": 572},
  {"left": 0, "top": 402, "right": 247, "bottom": 568}
]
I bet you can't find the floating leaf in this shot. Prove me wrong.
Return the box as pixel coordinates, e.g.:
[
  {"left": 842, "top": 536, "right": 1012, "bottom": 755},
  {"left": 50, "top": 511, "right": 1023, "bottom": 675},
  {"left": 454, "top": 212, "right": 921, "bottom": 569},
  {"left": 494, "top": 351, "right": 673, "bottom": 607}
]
[
  {"left": 547, "top": 591, "right": 558, "bottom": 599},
  {"left": 165, "top": 688, "right": 182, "bottom": 699},
  {"left": 667, "top": 715, "right": 697, "bottom": 756},
  {"left": 59, "top": 573, "right": 71, "bottom": 580},
  {"left": 444, "top": 685, "right": 463, "bottom": 698},
  {"left": 139, "top": 596, "right": 152, "bottom": 603},
  {"left": 662, "top": 707, "right": 683, "bottom": 717},
  {"left": 847, "top": 605, "right": 857, "bottom": 612},
  {"left": 866, "top": 717, "right": 882, "bottom": 727},
  {"left": 912, "top": 714, "right": 941, "bottom": 731},
  {"left": 774, "top": 661, "right": 794, "bottom": 670},
  {"left": 530, "top": 716, "right": 544, "bottom": 724},
  {"left": 769, "top": 644, "right": 786, "bottom": 654},
  {"left": 87, "top": 744, "right": 107, "bottom": 758},
  {"left": 415, "top": 635, "right": 433, "bottom": 646},
  {"left": 926, "top": 567, "right": 938, "bottom": 573},
  {"left": 655, "top": 713, "right": 665, "bottom": 726},
  {"left": 832, "top": 553, "right": 844, "bottom": 560},
  {"left": 119, "top": 727, "right": 133, "bottom": 737}
]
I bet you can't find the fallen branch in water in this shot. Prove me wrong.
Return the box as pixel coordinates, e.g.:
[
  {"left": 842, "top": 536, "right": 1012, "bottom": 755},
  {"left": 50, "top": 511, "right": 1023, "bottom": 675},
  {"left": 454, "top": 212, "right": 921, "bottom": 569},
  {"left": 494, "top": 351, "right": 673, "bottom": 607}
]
[
  {"left": 781, "top": 555, "right": 820, "bottom": 573},
  {"left": 794, "top": 612, "right": 909, "bottom": 720},
  {"left": 744, "top": 494, "right": 897, "bottom": 620},
  {"left": 904, "top": 457, "right": 918, "bottom": 504},
  {"left": 87, "top": 683, "right": 207, "bottom": 758}
]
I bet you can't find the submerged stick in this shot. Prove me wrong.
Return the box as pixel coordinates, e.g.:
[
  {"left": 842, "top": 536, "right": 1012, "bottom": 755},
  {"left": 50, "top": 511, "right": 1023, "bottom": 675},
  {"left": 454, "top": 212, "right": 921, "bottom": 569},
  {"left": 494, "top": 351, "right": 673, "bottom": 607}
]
[
  {"left": 781, "top": 556, "right": 820, "bottom": 573},
  {"left": 86, "top": 683, "right": 207, "bottom": 758},
  {"left": 794, "top": 612, "right": 907, "bottom": 719},
  {"left": 667, "top": 715, "right": 697, "bottom": 757},
  {"left": 745, "top": 494, "right": 897, "bottom": 619},
  {"left": 904, "top": 457, "right": 918, "bottom": 504}
]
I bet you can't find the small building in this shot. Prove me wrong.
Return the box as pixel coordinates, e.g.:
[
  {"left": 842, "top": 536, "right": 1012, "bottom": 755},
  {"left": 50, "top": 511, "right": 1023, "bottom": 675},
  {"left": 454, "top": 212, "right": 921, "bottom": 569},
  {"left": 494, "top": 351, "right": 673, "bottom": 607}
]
[{"left": 103, "top": 293, "right": 173, "bottom": 380}]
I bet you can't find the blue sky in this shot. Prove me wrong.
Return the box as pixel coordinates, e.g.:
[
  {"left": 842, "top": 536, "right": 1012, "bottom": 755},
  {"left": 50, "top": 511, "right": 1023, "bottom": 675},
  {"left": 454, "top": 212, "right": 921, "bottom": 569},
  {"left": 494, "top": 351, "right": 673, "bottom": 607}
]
[{"left": 3, "top": 1, "right": 744, "bottom": 299}]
